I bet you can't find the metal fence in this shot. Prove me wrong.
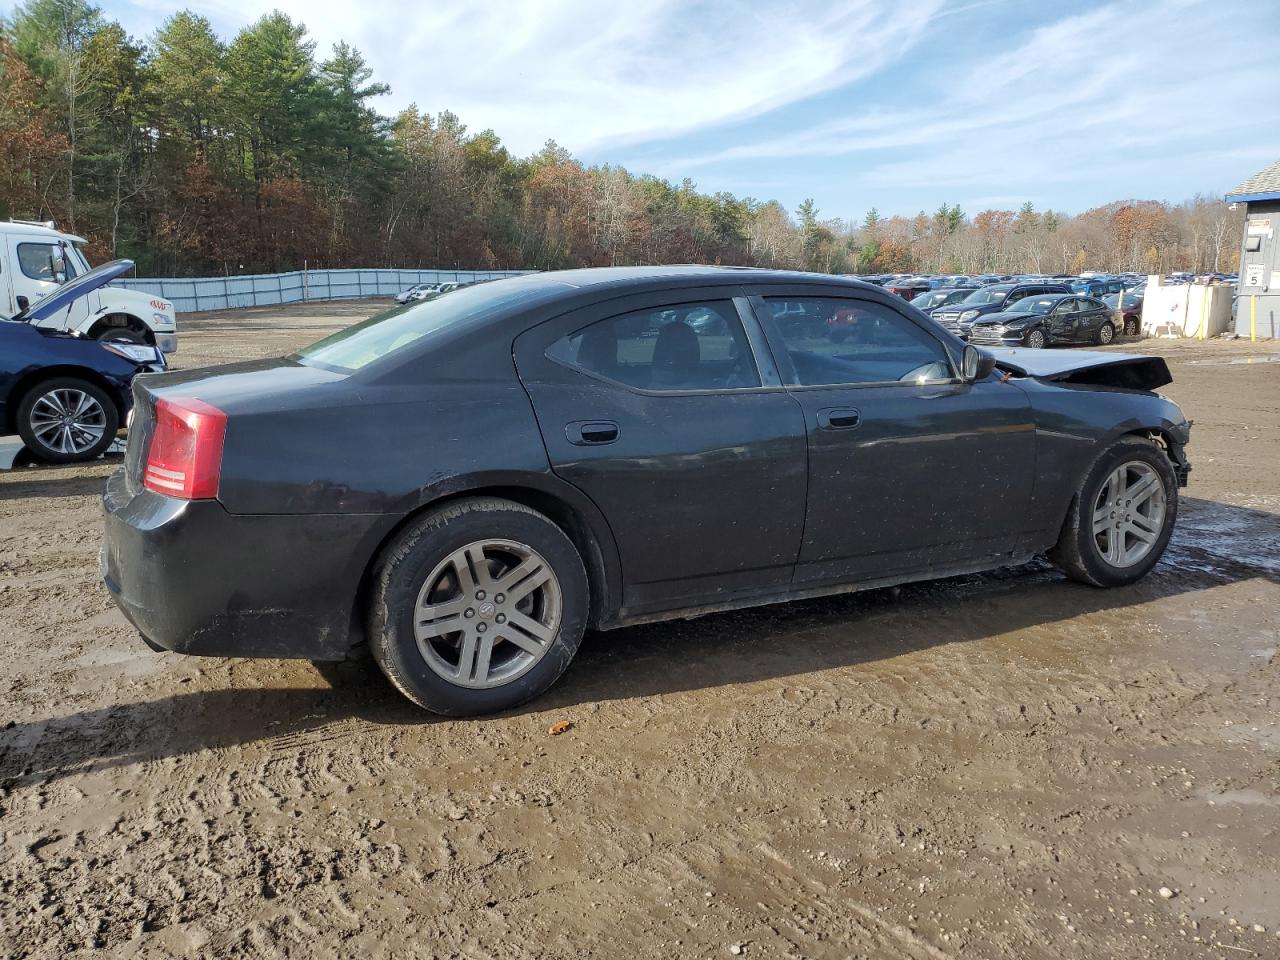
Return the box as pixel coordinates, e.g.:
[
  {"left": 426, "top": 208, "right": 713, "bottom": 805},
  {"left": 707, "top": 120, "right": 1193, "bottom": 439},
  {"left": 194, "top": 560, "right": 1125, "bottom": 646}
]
[{"left": 114, "top": 267, "right": 531, "bottom": 314}]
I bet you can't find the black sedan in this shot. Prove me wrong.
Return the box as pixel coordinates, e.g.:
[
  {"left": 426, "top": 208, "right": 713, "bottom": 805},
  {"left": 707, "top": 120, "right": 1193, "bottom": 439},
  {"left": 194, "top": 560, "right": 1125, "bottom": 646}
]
[
  {"left": 933, "top": 282, "right": 1071, "bottom": 338},
  {"left": 968, "top": 294, "right": 1117, "bottom": 348},
  {"left": 102, "top": 268, "right": 1190, "bottom": 716},
  {"left": 3, "top": 260, "right": 164, "bottom": 462}
]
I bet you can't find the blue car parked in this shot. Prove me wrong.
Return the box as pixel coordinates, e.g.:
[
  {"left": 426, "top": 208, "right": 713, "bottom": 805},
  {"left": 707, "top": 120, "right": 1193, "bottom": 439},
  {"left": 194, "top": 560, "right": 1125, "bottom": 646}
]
[{"left": 2, "top": 260, "right": 164, "bottom": 462}]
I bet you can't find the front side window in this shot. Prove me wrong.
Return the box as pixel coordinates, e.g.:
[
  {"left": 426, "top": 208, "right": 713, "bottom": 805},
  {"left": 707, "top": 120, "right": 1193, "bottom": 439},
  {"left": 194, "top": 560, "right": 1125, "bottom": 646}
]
[
  {"left": 547, "top": 300, "right": 760, "bottom": 391},
  {"left": 17, "top": 242, "right": 76, "bottom": 282},
  {"left": 761, "top": 297, "right": 952, "bottom": 386}
]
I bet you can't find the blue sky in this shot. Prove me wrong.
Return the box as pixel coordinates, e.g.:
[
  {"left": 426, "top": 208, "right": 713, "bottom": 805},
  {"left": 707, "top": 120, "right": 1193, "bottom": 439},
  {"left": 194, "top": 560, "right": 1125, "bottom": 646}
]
[{"left": 68, "top": 0, "right": 1280, "bottom": 220}]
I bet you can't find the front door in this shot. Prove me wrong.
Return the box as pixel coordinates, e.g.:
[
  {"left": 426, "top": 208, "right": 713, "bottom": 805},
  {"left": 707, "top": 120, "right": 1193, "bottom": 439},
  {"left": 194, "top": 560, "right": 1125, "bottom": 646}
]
[
  {"left": 747, "top": 287, "right": 1037, "bottom": 587},
  {"left": 514, "top": 288, "right": 808, "bottom": 616},
  {"left": 4, "top": 236, "right": 88, "bottom": 330},
  {"left": 1047, "top": 298, "right": 1081, "bottom": 341}
]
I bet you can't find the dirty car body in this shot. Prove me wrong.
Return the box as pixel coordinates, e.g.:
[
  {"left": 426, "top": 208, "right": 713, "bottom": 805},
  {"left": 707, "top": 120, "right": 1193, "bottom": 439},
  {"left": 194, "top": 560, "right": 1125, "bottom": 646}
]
[{"left": 101, "top": 267, "right": 1191, "bottom": 714}]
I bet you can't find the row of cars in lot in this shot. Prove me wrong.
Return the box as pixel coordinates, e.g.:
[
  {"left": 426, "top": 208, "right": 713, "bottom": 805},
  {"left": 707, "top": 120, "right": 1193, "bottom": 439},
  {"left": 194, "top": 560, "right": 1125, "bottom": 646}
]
[
  {"left": 863, "top": 273, "right": 1152, "bottom": 346},
  {"left": 394, "top": 278, "right": 491, "bottom": 304}
]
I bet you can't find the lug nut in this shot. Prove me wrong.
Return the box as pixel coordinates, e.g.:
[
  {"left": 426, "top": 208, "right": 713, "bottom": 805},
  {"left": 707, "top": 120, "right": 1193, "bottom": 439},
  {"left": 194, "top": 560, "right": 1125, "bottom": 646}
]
[
  {"left": 477, "top": 622, "right": 487, "bottom": 633},
  {"left": 476, "top": 590, "right": 486, "bottom": 600},
  {"left": 464, "top": 608, "right": 475, "bottom": 618},
  {"left": 495, "top": 613, "right": 506, "bottom": 624},
  {"left": 494, "top": 593, "right": 505, "bottom": 603}
]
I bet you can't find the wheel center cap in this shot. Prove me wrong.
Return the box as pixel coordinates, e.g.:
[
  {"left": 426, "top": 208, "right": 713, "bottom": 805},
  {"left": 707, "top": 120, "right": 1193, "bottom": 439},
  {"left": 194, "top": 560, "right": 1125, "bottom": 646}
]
[{"left": 477, "top": 601, "right": 496, "bottom": 619}]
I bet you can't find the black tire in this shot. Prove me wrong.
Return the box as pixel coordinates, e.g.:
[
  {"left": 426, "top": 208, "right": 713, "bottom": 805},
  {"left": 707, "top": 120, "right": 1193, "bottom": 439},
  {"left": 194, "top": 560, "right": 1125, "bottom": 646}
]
[
  {"left": 16, "top": 376, "right": 119, "bottom": 463},
  {"left": 1050, "top": 436, "right": 1178, "bottom": 587},
  {"left": 1125, "top": 317, "right": 1139, "bottom": 336},
  {"left": 96, "top": 326, "right": 147, "bottom": 345},
  {"left": 368, "top": 497, "right": 588, "bottom": 716},
  {"left": 1096, "top": 321, "right": 1115, "bottom": 345},
  {"left": 1023, "top": 327, "right": 1047, "bottom": 349}
]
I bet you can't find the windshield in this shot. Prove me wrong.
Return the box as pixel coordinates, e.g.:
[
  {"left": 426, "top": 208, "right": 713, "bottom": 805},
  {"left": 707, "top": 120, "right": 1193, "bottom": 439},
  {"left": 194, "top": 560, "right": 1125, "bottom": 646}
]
[
  {"left": 915, "top": 291, "right": 949, "bottom": 309},
  {"left": 294, "top": 278, "right": 532, "bottom": 372},
  {"left": 1007, "top": 296, "right": 1058, "bottom": 314},
  {"left": 961, "top": 286, "right": 1011, "bottom": 305}
]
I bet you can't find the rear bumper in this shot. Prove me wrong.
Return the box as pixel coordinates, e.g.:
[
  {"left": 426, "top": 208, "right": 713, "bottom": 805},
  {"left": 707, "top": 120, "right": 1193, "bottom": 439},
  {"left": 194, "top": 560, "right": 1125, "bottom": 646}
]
[{"left": 100, "top": 468, "right": 392, "bottom": 660}]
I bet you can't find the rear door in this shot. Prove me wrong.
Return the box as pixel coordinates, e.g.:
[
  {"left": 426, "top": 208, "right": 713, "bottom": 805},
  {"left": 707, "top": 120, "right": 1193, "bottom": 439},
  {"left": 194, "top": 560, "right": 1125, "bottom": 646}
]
[
  {"left": 746, "top": 285, "right": 1036, "bottom": 587},
  {"left": 514, "top": 287, "right": 808, "bottom": 616},
  {"left": 1077, "top": 297, "right": 1109, "bottom": 339}
]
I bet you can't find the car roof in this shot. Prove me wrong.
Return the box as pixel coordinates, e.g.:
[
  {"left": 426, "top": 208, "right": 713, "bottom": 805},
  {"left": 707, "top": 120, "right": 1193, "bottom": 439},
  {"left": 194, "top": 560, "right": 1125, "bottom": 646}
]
[{"left": 491, "top": 265, "right": 883, "bottom": 295}]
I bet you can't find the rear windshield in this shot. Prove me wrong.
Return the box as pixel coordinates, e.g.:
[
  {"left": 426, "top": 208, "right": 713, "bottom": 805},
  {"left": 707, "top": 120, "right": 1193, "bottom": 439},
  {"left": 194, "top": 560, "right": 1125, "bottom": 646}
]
[{"left": 294, "top": 280, "right": 527, "bottom": 372}]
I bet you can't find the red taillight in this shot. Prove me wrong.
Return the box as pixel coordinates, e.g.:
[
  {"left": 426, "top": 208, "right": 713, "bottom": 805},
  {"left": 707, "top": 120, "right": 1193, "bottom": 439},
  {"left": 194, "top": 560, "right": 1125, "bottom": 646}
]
[{"left": 143, "top": 397, "right": 227, "bottom": 500}]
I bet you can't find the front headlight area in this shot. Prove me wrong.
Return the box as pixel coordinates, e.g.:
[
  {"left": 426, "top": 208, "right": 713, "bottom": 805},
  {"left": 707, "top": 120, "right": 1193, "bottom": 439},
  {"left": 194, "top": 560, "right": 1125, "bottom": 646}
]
[{"left": 101, "top": 341, "right": 163, "bottom": 364}]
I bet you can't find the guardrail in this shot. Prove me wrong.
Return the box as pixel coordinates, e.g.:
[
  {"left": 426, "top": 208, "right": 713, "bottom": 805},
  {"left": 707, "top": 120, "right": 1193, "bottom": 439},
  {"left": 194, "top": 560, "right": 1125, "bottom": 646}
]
[{"left": 114, "top": 267, "right": 531, "bottom": 314}]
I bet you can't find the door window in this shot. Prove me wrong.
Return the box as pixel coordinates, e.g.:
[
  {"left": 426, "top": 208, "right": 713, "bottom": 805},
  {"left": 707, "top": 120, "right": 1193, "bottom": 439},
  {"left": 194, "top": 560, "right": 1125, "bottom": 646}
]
[
  {"left": 547, "top": 300, "right": 760, "bottom": 391},
  {"left": 17, "top": 242, "right": 75, "bottom": 282},
  {"left": 760, "top": 297, "right": 953, "bottom": 386}
]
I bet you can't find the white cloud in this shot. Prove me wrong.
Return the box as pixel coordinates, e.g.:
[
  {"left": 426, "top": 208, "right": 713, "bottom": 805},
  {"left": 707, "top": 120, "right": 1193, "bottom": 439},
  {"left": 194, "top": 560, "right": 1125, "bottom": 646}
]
[
  {"left": 664, "top": 0, "right": 1280, "bottom": 198},
  {"left": 112, "top": 0, "right": 944, "bottom": 155}
]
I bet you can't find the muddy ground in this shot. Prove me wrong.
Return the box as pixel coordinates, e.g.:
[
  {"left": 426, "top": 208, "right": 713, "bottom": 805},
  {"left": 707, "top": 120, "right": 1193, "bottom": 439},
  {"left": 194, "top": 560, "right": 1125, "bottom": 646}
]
[{"left": 1, "top": 299, "right": 1277, "bottom": 959}]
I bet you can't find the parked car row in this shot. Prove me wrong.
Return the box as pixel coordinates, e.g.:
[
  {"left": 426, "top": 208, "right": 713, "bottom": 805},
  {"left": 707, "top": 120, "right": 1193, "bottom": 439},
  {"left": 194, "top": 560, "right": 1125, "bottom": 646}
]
[{"left": 395, "top": 278, "right": 491, "bottom": 304}]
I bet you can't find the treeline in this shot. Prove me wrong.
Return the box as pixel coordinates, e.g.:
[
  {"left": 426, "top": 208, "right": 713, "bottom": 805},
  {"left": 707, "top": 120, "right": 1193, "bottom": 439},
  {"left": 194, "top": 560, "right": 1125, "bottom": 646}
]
[{"left": 0, "top": 0, "right": 1244, "bottom": 278}]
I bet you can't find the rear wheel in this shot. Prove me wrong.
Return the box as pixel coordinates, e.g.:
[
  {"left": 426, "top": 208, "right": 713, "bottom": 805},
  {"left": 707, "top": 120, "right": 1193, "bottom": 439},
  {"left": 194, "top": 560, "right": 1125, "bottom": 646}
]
[
  {"left": 1124, "top": 317, "right": 1139, "bottom": 336},
  {"left": 368, "top": 497, "right": 588, "bottom": 716},
  {"left": 16, "top": 376, "right": 119, "bottom": 463},
  {"left": 1096, "top": 321, "right": 1115, "bottom": 345},
  {"left": 1051, "top": 437, "right": 1177, "bottom": 587},
  {"left": 1023, "top": 327, "right": 1047, "bottom": 349}
]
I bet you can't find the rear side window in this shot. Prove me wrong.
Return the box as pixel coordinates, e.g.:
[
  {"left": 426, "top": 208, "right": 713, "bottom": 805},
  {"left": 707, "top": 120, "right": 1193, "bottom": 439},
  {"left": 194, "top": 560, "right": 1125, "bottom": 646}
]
[
  {"left": 547, "top": 300, "right": 760, "bottom": 391},
  {"left": 760, "top": 297, "right": 952, "bottom": 386}
]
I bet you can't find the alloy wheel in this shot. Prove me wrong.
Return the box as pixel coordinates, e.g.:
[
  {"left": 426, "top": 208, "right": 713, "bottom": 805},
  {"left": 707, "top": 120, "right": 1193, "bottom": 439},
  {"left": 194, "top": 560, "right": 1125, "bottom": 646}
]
[
  {"left": 413, "top": 539, "right": 562, "bottom": 689},
  {"left": 1092, "top": 461, "right": 1166, "bottom": 568},
  {"left": 28, "top": 388, "right": 108, "bottom": 456},
  {"left": 1026, "top": 329, "right": 1046, "bottom": 349},
  {"left": 1099, "top": 323, "right": 1114, "bottom": 344}
]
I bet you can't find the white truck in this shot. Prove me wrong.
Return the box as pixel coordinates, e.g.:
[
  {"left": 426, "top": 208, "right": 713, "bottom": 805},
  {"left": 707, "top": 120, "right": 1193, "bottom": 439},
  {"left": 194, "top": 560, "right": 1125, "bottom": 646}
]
[{"left": 1, "top": 220, "right": 177, "bottom": 353}]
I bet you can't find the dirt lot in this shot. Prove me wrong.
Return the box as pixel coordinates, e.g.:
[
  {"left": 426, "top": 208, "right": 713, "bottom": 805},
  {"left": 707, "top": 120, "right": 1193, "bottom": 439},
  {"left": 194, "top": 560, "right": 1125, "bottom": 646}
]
[{"left": 1, "top": 299, "right": 1278, "bottom": 959}]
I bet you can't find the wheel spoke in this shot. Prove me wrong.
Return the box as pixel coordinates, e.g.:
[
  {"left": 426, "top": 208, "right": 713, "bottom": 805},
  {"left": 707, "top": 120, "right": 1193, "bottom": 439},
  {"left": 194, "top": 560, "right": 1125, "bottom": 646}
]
[
  {"left": 70, "top": 391, "right": 91, "bottom": 417},
  {"left": 1105, "top": 528, "right": 1125, "bottom": 564},
  {"left": 503, "top": 610, "right": 556, "bottom": 652},
  {"left": 471, "top": 635, "right": 494, "bottom": 684},
  {"left": 464, "top": 544, "right": 494, "bottom": 591},
  {"left": 499, "top": 562, "right": 551, "bottom": 604},
  {"left": 1127, "top": 521, "right": 1156, "bottom": 545},
  {"left": 1092, "top": 503, "right": 1111, "bottom": 534},
  {"left": 419, "top": 594, "right": 468, "bottom": 626},
  {"left": 1125, "top": 472, "right": 1160, "bottom": 508}
]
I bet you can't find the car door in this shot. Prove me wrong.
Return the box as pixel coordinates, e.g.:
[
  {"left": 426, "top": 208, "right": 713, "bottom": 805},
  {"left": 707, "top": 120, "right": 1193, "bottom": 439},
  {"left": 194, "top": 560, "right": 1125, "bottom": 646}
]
[
  {"left": 1077, "top": 297, "right": 1108, "bottom": 340},
  {"left": 746, "top": 285, "right": 1037, "bottom": 588},
  {"left": 513, "top": 287, "right": 808, "bottom": 616},
  {"left": 1047, "top": 298, "right": 1079, "bottom": 340}
]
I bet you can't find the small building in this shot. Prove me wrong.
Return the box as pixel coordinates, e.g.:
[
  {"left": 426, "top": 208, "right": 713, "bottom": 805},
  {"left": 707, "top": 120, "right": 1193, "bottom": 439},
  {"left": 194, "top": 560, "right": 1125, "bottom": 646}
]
[{"left": 1227, "top": 159, "right": 1280, "bottom": 339}]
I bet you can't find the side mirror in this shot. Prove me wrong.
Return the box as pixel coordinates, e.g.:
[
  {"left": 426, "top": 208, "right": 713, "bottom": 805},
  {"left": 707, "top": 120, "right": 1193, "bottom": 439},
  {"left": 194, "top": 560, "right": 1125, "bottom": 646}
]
[
  {"left": 962, "top": 344, "right": 997, "bottom": 383},
  {"left": 50, "top": 251, "right": 67, "bottom": 283}
]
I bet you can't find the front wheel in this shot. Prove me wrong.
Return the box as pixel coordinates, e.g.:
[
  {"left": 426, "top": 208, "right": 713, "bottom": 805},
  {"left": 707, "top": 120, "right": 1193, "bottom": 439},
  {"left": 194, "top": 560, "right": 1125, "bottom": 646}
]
[
  {"left": 1023, "top": 327, "right": 1047, "bottom": 349},
  {"left": 16, "top": 377, "right": 119, "bottom": 463},
  {"left": 368, "top": 497, "right": 588, "bottom": 716},
  {"left": 1051, "top": 437, "right": 1178, "bottom": 587}
]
